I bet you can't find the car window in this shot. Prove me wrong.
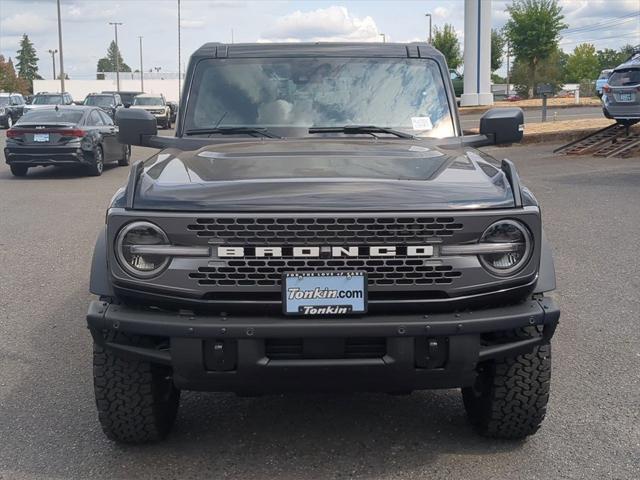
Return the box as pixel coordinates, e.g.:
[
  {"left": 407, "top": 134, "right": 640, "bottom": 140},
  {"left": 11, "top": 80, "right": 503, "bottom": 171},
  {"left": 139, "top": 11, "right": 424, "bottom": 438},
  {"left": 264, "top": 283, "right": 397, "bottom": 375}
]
[
  {"left": 98, "top": 110, "right": 114, "bottom": 125},
  {"left": 133, "top": 97, "right": 164, "bottom": 106},
  {"left": 450, "top": 71, "right": 460, "bottom": 80},
  {"left": 88, "top": 110, "right": 104, "bottom": 126},
  {"left": 608, "top": 69, "right": 640, "bottom": 87},
  {"left": 18, "top": 109, "right": 84, "bottom": 124}
]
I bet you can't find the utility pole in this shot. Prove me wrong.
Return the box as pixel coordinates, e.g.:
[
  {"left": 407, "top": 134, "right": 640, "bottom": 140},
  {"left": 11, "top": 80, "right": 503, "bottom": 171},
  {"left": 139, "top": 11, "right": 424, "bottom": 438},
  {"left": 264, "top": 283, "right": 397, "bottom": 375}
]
[
  {"left": 231, "top": 28, "right": 234, "bottom": 44},
  {"left": 379, "top": 33, "right": 386, "bottom": 43},
  {"left": 56, "top": 0, "right": 65, "bottom": 92},
  {"left": 138, "top": 36, "right": 144, "bottom": 91},
  {"left": 506, "top": 39, "right": 510, "bottom": 96},
  {"left": 178, "top": 0, "right": 182, "bottom": 102},
  {"left": 425, "top": 13, "right": 432, "bottom": 44},
  {"left": 48, "top": 49, "right": 58, "bottom": 80},
  {"left": 109, "top": 22, "right": 123, "bottom": 91}
]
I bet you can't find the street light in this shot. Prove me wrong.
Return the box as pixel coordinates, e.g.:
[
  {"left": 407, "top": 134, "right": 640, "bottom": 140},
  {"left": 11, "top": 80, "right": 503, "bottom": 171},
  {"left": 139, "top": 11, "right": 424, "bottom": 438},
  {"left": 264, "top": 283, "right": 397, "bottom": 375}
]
[
  {"left": 56, "top": 0, "right": 65, "bottom": 92},
  {"left": 138, "top": 36, "right": 144, "bottom": 91},
  {"left": 379, "top": 33, "right": 386, "bottom": 43},
  {"left": 47, "top": 49, "right": 58, "bottom": 80},
  {"left": 425, "top": 13, "right": 432, "bottom": 44},
  {"left": 109, "top": 22, "right": 123, "bottom": 92}
]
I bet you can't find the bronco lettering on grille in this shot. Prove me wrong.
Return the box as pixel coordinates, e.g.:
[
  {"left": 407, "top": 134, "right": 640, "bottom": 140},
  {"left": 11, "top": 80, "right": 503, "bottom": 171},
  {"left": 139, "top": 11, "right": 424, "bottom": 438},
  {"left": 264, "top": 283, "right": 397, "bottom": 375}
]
[{"left": 216, "top": 245, "right": 434, "bottom": 258}]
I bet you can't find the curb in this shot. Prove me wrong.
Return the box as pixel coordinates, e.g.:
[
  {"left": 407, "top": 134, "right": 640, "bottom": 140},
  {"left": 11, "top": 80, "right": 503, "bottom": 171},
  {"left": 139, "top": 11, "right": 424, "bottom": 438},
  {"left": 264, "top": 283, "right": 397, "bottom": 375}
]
[
  {"left": 464, "top": 123, "right": 617, "bottom": 145},
  {"left": 459, "top": 102, "right": 601, "bottom": 116}
]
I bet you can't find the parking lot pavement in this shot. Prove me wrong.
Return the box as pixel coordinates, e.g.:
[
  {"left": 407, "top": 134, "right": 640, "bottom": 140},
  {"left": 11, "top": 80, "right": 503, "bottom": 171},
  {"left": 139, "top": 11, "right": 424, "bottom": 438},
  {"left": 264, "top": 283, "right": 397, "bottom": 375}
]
[
  {"left": 0, "top": 130, "right": 638, "bottom": 480},
  {"left": 459, "top": 106, "right": 604, "bottom": 130}
]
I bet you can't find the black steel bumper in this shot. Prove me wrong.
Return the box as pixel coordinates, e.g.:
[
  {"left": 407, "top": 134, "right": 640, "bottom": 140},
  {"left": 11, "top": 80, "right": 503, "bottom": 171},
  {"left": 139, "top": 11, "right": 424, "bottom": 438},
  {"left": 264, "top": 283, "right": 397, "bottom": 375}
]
[
  {"left": 4, "top": 147, "right": 88, "bottom": 166},
  {"left": 87, "top": 297, "right": 560, "bottom": 393}
]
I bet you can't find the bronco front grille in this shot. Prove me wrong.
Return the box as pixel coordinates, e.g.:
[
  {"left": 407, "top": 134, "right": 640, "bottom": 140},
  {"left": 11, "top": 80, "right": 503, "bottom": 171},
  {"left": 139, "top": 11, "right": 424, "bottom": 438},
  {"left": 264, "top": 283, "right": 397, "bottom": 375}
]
[
  {"left": 186, "top": 216, "right": 463, "bottom": 244},
  {"left": 188, "top": 258, "right": 462, "bottom": 287}
]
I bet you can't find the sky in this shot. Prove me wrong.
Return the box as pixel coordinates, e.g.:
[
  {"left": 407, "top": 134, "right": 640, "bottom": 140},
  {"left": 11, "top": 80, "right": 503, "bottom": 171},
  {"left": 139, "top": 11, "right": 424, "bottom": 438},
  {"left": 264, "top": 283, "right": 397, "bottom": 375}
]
[{"left": 0, "top": 0, "right": 638, "bottom": 80}]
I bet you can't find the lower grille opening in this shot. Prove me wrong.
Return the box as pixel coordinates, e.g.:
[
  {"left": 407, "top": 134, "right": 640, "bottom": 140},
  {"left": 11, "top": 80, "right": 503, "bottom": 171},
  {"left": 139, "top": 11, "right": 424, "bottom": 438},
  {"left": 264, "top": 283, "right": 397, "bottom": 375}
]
[
  {"left": 201, "top": 290, "right": 450, "bottom": 302},
  {"left": 266, "top": 337, "right": 386, "bottom": 360}
]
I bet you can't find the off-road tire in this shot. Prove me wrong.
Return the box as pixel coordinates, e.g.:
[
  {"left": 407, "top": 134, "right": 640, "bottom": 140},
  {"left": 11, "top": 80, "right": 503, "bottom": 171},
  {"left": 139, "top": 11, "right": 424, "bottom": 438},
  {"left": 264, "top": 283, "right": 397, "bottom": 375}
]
[
  {"left": 4, "top": 115, "right": 13, "bottom": 129},
  {"left": 10, "top": 164, "right": 28, "bottom": 177},
  {"left": 462, "top": 329, "right": 551, "bottom": 439},
  {"left": 86, "top": 145, "right": 104, "bottom": 176},
  {"left": 165, "top": 116, "right": 172, "bottom": 129},
  {"left": 118, "top": 145, "right": 131, "bottom": 166},
  {"left": 93, "top": 332, "right": 180, "bottom": 444}
]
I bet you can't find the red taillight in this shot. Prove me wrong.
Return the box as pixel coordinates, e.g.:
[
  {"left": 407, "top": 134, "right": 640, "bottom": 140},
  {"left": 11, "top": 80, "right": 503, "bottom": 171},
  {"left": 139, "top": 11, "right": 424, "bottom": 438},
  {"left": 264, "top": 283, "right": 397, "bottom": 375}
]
[
  {"left": 603, "top": 84, "right": 612, "bottom": 94},
  {"left": 6, "top": 129, "right": 23, "bottom": 138},
  {"left": 63, "top": 128, "right": 86, "bottom": 137}
]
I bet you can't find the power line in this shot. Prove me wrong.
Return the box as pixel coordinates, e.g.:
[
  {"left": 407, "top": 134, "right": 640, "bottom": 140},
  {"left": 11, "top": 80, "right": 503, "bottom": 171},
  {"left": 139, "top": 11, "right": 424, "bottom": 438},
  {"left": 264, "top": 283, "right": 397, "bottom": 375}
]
[{"left": 562, "top": 13, "right": 639, "bottom": 35}]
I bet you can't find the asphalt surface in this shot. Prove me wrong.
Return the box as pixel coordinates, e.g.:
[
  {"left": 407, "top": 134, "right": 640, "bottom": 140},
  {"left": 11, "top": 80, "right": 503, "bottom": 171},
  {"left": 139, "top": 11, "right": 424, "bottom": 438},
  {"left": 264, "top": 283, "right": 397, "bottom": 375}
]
[
  {"left": 0, "top": 130, "right": 638, "bottom": 480},
  {"left": 459, "top": 106, "right": 604, "bottom": 129}
]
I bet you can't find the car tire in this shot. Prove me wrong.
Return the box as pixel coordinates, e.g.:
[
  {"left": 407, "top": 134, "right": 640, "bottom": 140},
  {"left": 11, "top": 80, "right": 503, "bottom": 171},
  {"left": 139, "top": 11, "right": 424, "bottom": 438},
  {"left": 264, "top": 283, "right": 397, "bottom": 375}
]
[
  {"left": 118, "top": 145, "right": 131, "bottom": 166},
  {"left": 86, "top": 145, "right": 104, "bottom": 176},
  {"left": 10, "top": 164, "right": 28, "bottom": 177},
  {"left": 462, "top": 328, "right": 551, "bottom": 439},
  {"left": 93, "top": 332, "right": 180, "bottom": 444},
  {"left": 4, "top": 115, "right": 13, "bottom": 129},
  {"left": 165, "top": 116, "right": 171, "bottom": 129}
]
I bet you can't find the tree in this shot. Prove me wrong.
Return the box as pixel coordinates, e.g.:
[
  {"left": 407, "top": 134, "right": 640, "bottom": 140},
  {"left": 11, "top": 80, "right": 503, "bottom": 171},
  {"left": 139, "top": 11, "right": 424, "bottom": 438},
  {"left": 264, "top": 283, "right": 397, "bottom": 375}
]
[
  {"left": 511, "top": 48, "right": 564, "bottom": 98},
  {"left": 96, "top": 40, "right": 131, "bottom": 76},
  {"left": 432, "top": 24, "right": 462, "bottom": 70},
  {"left": 0, "top": 56, "right": 29, "bottom": 94},
  {"left": 565, "top": 43, "right": 600, "bottom": 83},
  {"left": 491, "top": 29, "right": 506, "bottom": 72},
  {"left": 505, "top": 0, "right": 567, "bottom": 96},
  {"left": 15, "top": 34, "right": 42, "bottom": 92}
]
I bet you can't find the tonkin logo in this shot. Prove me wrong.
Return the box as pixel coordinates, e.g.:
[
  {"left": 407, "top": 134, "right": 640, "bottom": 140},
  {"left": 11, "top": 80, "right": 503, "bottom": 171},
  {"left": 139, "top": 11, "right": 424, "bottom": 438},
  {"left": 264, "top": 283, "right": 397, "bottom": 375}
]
[{"left": 215, "top": 245, "right": 434, "bottom": 258}]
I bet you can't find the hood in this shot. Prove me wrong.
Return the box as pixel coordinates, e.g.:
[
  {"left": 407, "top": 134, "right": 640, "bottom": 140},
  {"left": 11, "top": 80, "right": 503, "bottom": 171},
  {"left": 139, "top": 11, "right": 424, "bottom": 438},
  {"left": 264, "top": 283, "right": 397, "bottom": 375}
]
[
  {"left": 24, "top": 104, "right": 58, "bottom": 111},
  {"left": 130, "top": 105, "right": 165, "bottom": 111},
  {"left": 130, "top": 139, "right": 514, "bottom": 211}
]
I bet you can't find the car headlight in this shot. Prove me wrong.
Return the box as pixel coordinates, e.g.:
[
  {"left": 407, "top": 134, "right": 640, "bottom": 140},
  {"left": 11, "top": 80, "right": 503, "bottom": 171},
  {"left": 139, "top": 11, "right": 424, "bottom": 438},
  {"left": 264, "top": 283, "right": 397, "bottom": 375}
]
[
  {"left": 115, "top": 221, "right": 171, "bottom": 278},
  {"left": 0, "top": 107, "right": 5, "bottom": 114},
  {"left": 478, "top": 220, "right": 533, "bottom": 276}
]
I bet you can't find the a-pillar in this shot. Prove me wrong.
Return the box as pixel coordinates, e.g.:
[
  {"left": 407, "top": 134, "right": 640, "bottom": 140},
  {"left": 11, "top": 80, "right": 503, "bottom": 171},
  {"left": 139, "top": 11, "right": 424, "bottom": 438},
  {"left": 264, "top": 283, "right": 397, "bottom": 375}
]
[{"left": 460, "top": 0, "right": 493, "bottom": 106}]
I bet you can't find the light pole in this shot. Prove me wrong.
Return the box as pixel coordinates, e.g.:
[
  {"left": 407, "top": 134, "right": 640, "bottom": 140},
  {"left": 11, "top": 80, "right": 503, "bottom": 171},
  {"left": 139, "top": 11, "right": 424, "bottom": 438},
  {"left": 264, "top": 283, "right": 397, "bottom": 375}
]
[
  {"left": 109, "top": 22, "right": 123, "bottom": 91},
  {"left": 178, "top": 0, "right": 182, "bottom": 101},
  {"left": 138, "top": 36, "right": 144, "bottom": 91},
  {"left": 379, "top": 33, "right": 386, "bottom": 43},
  {"left": 48, "top": 49, "right": 58, "bottom": 80},
  {"left": 56, "top": 0, "right": 65, "bottom": 92},
  {"left": 425, "top": 13, "right": 432, "bottom": 44}
]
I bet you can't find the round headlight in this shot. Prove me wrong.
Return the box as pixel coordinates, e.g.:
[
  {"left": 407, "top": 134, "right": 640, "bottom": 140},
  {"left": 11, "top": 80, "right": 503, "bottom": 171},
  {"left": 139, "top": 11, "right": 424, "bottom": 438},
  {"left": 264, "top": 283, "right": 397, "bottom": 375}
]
[
  {"left": 115, "top": 221, "right": 170, "bottom": 278},
  {"left": 478, "top": 220, "right": 532, "bottom": 276}
]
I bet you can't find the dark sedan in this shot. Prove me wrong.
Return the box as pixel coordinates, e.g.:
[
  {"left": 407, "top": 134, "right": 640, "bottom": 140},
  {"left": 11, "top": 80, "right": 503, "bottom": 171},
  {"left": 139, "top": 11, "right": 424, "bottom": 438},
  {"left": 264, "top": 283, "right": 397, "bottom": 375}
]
[{"left": 4, "top": 106, "right": 131, "bottom": 177}]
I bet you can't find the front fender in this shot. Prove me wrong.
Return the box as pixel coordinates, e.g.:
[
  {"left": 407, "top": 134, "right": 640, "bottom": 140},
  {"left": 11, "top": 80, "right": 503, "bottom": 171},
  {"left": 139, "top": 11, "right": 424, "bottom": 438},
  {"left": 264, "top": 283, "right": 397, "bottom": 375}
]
[
  {"left": 534, "top": 230, "right": 557, "bottom": 293},
  {"left": 89, "top": 226, "right": 114, "bottom": 297}
]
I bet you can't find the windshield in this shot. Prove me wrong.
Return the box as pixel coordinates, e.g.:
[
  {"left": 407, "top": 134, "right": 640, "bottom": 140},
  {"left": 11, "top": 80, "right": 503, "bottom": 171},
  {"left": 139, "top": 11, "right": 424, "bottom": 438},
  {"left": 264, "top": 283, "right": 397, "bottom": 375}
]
[
  {"left": 32, "top": 95, "right": 64, "bottom": 105},
  {"left": 85, "top": 96, "right": 114, "bottom": 107},
  {"left": 18, "top": 109, "right": 83, "bottom": 124},
  {"left": 184, "top": 57, "right": 455, "bottom": 138},
  {"left": 133, "top": 97, "right": 164, "bottom": 106},
  {"left": 608, "top": 69, "right": 640, "bottom": 86},
  {"left": 598, "top": 71, "right": 612, "bottom": 80}
]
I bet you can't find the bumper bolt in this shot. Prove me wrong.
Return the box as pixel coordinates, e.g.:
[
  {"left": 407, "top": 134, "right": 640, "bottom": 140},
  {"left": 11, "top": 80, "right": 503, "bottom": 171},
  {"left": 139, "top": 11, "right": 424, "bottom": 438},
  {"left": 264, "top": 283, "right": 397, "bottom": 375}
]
[
  {"left": 113, "top": 321, "right": 119, "bottom": 329},
  {"left": 398, "top": 327, "right": 406, "bottom": 335},
  {"left": 246, "top": 328, "right": 255, "bottom": 336},
  {"left": 220, "top": 327, "right": 227, "bottom": 335},
  {"left": 425, "top": 325, "right": 431, "bottom": 332},
  {"left": 456, "top": 324, "right": 463, "bottom": 331},
  {"left": 187, "top": 327, "right": 194, "bottom": 334}
]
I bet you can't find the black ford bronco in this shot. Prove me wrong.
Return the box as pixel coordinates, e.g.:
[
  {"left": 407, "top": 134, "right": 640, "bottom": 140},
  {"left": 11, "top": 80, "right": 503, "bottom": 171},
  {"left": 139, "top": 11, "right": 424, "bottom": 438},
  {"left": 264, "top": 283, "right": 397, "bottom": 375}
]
[{"left": 87, "top": 43, "right": 559, "bottom": 443}]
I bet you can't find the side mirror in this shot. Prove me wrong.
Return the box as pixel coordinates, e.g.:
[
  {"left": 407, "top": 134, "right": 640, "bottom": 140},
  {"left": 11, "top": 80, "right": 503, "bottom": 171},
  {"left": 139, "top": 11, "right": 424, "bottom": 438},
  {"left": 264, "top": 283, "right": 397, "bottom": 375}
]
[
  {"left": 479, "top": 108, "right": 524, "bottom": 145},
  {"left": 116, "top": 108, "right": 157, "bottom": 146}
]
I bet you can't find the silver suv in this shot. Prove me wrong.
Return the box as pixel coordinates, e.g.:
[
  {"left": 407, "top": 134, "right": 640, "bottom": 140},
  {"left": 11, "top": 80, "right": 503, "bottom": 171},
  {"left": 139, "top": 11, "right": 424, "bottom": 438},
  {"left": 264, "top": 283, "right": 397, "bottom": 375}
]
[{"left": 602, "top": 53, "right": 640, "bottom": 126}]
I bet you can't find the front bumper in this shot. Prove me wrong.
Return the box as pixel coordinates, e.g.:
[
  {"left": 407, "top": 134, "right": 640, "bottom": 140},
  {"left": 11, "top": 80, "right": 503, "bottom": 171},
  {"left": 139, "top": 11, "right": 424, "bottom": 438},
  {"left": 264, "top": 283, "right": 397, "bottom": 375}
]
[
  {"left": 87, "top": 297, "right": 560, "bottom": 393},
  {"left": 4, "top": 146, "right": 88, "bottom": 166}
]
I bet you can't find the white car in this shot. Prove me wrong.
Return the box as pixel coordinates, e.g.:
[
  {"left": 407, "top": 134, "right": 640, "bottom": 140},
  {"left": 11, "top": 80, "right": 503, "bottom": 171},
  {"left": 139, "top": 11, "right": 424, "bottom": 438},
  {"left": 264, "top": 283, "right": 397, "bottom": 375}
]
[{"left": 130, "top": 94, "right": 172, "bottom": 129}]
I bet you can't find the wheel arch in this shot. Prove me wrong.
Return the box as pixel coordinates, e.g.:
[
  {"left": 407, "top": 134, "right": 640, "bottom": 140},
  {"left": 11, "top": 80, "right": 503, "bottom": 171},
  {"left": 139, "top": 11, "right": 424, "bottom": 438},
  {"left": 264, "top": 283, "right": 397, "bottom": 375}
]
[{"left": 90, "top": 226, "right": 115, "bottom": 297}]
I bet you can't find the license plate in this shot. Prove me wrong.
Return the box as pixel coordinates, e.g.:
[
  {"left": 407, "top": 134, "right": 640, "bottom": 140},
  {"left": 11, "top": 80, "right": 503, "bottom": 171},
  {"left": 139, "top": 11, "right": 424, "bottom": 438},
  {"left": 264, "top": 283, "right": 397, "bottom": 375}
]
[
  {"left": 33, "top": 133, "right": 50, "bottom": 142},
  {"left": 283, "top": 271, "right": 367, "bottom": 316},
  {"left": 618, "top": 93, "right": 634, "bottom": 102}
]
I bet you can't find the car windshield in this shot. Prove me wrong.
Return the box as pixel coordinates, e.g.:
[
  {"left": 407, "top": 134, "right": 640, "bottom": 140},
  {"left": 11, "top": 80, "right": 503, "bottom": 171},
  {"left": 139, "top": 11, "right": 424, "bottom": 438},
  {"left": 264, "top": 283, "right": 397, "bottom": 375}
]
[
  {"left": 18, "top": 109, "right": 83, "bottom": 124},
  {"left": 0, "top": 97, "right": 10, "bottom": 106},
  {"left": 85, "top": 96, "right": 114, "bottom": 107},
  {"left": 608, "top": 69, "right": 640, "bottom": 86},
  {"left": 32, "top": 95, "right": 64, "bottom": 105},
  {"left": 598, "top": 71, "right": 611, "bottom": 80},
  {"left": 133, "top": 97, "right": 163, "bottom": 106},
  {"left": 184, "top": 57, "right": 455, "bottom": 138},
  {"left": 117, "top": 93, "right": 139, "bottom": 104}
]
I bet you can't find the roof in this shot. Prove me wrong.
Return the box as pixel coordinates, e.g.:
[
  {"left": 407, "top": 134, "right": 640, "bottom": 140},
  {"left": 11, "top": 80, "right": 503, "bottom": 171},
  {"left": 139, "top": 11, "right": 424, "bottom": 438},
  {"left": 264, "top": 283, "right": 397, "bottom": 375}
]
[
  {"left": 136, "top": 93, "right": 163, "bottom": 98},
  {"left": 192, "top": 42, "right": 444, "bottom": 61},
  {"left": 615, "top": 53, "right": 640, "bottom": 70}
]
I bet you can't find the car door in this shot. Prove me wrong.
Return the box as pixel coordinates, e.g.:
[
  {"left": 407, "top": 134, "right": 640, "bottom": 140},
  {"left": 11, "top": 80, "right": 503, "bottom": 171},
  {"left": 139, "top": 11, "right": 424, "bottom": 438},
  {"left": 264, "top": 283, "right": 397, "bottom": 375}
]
[
  {"left": 96, "top": 110, "right": 119, "bottom": 161},
  {"left": 86, "top": 109, "right": 108, "bottom": 158},
  {"left": 14, "top": 95, "right": 25, "bottom": 118}
]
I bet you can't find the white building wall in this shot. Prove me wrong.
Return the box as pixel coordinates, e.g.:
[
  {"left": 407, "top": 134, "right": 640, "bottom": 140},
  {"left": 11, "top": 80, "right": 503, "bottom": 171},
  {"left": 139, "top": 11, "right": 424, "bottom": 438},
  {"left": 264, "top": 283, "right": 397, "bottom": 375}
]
[{"left": 33, "top": 79, "right": 181, "bottom": 102}]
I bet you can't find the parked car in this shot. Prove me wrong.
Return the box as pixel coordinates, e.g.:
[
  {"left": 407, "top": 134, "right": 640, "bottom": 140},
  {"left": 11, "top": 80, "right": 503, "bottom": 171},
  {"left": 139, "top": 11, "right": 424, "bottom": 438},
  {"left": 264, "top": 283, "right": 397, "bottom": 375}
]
[
  {"left": 450, "top": 69, "right": 463, "bottom": 97},
  {"left": 0, "top": 92, "right": 26, "bottom": 128},
  {"left": 602, "top": 53, "right": 640, "bottom": 126},
  {"left": 84, "top": 92, "right": 123, "bottom": 119},
  {"left": 506, "top": 94, "right": 522, "bottom": 102},
  {"left": 88, "top": 42, "right": 559, "bottom": 444},
  {"left": 130, "top": 93, "right": 172, "bottom": 128},
  {"left": 167, "top": 100, "right": 178, "bottom": 123},
  {"left": 3, "top": 106, "right": 130, "bottom": 177},
  {"left": 102, "top": 90, "right": 143, "bottom": 108},
  {"left": 23, "top": 92, "right": 74, "bottom": 114},
  {"left": 595, "top": 69, "right": 613, "bottom": 97}
]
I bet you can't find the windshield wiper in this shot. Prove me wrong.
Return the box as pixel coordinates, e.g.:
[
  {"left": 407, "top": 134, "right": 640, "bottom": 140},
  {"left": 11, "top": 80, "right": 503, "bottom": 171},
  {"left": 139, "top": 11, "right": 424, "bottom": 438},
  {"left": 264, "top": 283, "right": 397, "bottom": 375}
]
[
  {"left": 184, "top": 127, "right": 281, "bottom": 139},
  {"left": 308, "top": 125, "right": 414, "bottom": 139}
]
